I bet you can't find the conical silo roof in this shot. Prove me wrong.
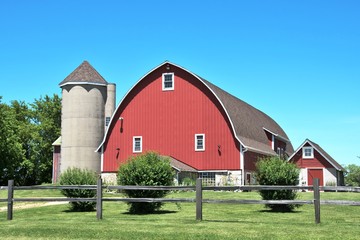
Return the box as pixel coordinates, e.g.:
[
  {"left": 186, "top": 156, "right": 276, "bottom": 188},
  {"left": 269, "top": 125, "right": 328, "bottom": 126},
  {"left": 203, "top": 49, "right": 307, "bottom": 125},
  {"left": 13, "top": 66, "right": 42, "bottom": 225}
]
[{"left": 59, "top": 61, "right": 108, "bottom": 87}]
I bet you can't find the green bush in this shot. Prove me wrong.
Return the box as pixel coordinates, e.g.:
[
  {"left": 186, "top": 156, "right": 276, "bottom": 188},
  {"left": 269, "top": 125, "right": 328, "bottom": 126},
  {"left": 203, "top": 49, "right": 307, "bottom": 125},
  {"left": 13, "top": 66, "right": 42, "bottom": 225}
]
[
  {"left": 181, "top": 177, "right": 196, "bottom": 186},
  {"left": 118, "top": 152, "right": 174, "bottom": 214},
  {"left": 59, "top": 167, "right": 97, "bottom": 211},
  {"left": 255, "top": 157, "right": 300, "bottom": 212}
]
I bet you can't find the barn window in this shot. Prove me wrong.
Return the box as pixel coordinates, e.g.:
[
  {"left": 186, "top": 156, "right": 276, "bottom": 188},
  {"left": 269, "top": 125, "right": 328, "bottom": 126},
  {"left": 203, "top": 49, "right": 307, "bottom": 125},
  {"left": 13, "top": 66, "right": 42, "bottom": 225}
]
[
  {"left": 277, "top": 147, "right": 284, "bottom": 158},
  {"left": 105, "top": 117, "right": 111, "bottom": 126},
  {"left": 195, "top": 134, "right": 205, "bottom": 151},
  {"left": 162, "top": 73, "right": 174, "bottom": 91},
  {"left": 303, "top": 147, "right": 314, "bottom": 159},
  {"left": 133, "top": 136, "right": 142, "bottom": 153}
]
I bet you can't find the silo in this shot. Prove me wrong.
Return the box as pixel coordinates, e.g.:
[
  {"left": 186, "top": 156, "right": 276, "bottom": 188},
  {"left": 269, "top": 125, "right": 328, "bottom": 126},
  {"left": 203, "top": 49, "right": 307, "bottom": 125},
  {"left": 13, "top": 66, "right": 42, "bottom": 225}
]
[
  {"left": 59, "top": 61, "right": 113, "bottom": 175},
  {"left": 105, "top": 83, "right": 116, "bottom": 129}
]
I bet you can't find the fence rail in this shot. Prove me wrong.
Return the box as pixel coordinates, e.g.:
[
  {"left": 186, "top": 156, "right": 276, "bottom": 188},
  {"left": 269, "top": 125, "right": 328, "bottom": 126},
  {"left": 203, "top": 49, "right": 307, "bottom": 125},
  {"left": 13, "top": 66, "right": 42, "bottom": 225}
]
[{"left": 1, "top": 179, "right": 360, "bottom": 224}]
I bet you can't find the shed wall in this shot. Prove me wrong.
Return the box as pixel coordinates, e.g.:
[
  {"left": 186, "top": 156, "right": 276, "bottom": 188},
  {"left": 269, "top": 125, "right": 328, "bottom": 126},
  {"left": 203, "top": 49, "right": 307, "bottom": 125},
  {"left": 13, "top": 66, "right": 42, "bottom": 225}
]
[{"left": 291, "top": 147, "right": 333, "bottom": 169}]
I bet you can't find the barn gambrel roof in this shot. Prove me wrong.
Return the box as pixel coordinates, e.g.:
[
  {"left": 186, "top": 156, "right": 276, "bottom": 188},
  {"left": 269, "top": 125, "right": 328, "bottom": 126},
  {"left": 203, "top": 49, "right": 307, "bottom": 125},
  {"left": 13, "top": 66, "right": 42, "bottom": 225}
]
[
  {"left": 201, "top": 78, "right": 293, "bottom": 155},
  {"left": 97, "top": 61, "right": 293, "bottom": 155}
]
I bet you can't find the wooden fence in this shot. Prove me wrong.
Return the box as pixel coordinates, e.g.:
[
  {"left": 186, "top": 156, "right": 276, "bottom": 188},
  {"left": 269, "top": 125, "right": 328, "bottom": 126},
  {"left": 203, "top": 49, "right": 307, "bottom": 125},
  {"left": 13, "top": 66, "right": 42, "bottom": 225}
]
[{"left": 1, "top": 178, "right": 360, "bottom": 224}]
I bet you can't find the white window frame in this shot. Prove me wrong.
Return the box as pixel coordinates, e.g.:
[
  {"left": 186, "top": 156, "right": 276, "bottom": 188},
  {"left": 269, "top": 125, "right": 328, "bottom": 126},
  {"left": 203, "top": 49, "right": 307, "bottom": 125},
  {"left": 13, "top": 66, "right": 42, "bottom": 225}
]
[
  {"left": 199, "top": 172, "right": 215, "bottom": 186},
  {"left": 302, "top": 147, "right": 314, "bottom": 159},
  {"left": 133, "top": 136, "right": 142, "bottom": 153},
  {"left": 195, "top": 134, "right": 205, "bottom": 151},
  {"left": 277, "top": 147, "right": 284, "bottom": 157},
  {"left": 162, "top": 73, "right": 174, "bottom": 91}
]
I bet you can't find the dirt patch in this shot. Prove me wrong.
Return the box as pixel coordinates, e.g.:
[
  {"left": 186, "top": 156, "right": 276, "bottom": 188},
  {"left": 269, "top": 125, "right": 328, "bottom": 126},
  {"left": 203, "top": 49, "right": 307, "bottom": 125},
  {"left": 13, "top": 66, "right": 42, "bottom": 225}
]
[{"left": 0, "top": 201, "right": 67, "bottom": 212}]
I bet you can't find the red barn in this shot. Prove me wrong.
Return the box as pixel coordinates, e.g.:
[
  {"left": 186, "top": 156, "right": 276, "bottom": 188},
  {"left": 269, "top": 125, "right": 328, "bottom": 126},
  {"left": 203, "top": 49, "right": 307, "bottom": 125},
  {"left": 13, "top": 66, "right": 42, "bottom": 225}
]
[
  {"left": 97, "top": 62, "right": 293, "bottom": 185},
  {"left": 288, "top": 139, "right": 345, "bottom": 187}
]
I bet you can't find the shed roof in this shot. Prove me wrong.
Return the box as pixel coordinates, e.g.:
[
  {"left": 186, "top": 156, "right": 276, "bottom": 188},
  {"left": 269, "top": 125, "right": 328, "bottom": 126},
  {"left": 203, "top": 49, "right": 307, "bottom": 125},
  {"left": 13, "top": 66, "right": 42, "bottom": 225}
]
[
  {"left": 59, "top": 61, "right": 108, "bottom": 87},
  {"left": 166, "top": 156, "right": 198, "bottom": 172}
]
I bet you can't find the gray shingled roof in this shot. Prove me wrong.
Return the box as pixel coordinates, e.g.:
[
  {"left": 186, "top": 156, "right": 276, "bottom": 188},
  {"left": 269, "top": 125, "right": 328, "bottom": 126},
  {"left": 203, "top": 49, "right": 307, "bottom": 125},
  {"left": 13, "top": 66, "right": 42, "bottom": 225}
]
[
  {"left": 168, "top": 156, "right": 198, "bottom": 172},
  {"left": 159, "top": 155, "right": 197, "bottom": 172},
  {"left": 201, "top": 78, "right": 294, "bottom": 156},
  {"left": 59, "top": 61, "right": 108, "bottom": 86}
]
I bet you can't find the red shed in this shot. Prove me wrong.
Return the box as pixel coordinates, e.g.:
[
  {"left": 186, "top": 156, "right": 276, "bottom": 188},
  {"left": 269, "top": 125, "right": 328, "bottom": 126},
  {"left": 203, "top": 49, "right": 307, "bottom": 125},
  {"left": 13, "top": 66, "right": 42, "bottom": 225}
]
[
  {"left": 288, "top": 139, "right": 345, "bottom": 187},
  {"left": 97, "top": 62, "right": 293, "bottom": 185}
]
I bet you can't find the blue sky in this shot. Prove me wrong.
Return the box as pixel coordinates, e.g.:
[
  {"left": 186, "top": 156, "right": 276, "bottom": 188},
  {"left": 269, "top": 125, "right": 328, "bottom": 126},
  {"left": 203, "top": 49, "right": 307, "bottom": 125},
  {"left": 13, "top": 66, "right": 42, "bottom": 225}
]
[{"left": 1, "top": 1, "right": 359, "bottom": 166}]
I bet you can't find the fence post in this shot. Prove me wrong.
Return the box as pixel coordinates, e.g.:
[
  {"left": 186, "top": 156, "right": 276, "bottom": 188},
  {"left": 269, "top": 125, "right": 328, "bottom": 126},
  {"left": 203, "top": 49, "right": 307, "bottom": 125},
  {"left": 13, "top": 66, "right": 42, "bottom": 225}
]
[
  {"left": 96, "top": 177, "right": 103, "bottom": 220},
  {"left": 313, "top": 178, "right": 320, "bottom": 224},
  {"left": 7, "top": 180, "right": 14, "bottom": 220},
  {"left": 196, "top": 178, "right": 202, "bottom": 221}
]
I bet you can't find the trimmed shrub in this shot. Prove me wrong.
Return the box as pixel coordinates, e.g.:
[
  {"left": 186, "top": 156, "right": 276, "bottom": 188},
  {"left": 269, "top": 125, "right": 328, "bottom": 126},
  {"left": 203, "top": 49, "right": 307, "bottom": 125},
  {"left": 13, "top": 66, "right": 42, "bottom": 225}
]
[
  {"left": 59, "top": 167, "right": 97, "bottom": 211},
  {"left": 118, "top": 152, "right": 174, "bottom": 214},
  {"left": 255, "top": 157, "right": 300, "bottom": 212}
]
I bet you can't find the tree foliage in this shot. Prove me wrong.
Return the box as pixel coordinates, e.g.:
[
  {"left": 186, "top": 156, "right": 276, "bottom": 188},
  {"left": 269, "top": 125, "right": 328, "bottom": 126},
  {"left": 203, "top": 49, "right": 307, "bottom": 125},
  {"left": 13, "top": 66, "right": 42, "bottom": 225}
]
[
  {"left": 345, "top": 164, "right": 360, "bottom": 186},
  {"left": 59, "top": 168, "right": 97, "bottom": 211},
  {"left": 0, "top": 97, "right": 25, "bottom": 185},
  {"left": 118, "top": 152, "right": 174, "bottom": 214},
  {"left": 30, "top": 95, "right": 61, "bottom": 184},
  {"left": 255, "top": 156, "right": 300, "bottom": 212},
  {"left": 0, "top": 94, "right": 61, "bottom": 186}
]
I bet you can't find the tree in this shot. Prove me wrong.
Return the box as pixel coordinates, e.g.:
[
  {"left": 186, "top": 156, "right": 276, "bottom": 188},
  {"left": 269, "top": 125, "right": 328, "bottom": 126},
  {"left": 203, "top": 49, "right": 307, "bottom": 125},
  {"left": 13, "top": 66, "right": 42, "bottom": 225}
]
[
  {"left": 0, "top": 97, "right": 25, "bottom": 185},
  {"left": 345, "top": 164, "right": 360, "bottom": 186},
  {"left": 255, "top": 156, "right": 301, "bottom": 212},
  {"left": 0, "top": 94, "right": 61, "bottom": 186},
  {"left": 10, "top": 100, "right": 38, "bottom": 185},
  {"left": 118, "top": 152, "right": 174, "bottom": 214},
  {"left": 30, "top": 94, "right": 61, "bottom": 184}
]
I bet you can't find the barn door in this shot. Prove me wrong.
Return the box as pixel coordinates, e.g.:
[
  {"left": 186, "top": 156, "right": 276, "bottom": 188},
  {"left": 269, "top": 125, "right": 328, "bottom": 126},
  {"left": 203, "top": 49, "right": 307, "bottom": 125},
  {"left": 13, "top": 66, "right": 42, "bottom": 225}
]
[{"left": 307, "top": 169, "right": 324, "bottom": 187}]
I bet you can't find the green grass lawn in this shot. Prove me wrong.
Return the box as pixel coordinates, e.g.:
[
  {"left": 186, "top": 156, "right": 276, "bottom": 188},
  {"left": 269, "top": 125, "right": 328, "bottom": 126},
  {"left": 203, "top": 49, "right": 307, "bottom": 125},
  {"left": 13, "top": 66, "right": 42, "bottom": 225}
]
[{"left": 0, "top": 189, "right": 359, "bottom": 240}]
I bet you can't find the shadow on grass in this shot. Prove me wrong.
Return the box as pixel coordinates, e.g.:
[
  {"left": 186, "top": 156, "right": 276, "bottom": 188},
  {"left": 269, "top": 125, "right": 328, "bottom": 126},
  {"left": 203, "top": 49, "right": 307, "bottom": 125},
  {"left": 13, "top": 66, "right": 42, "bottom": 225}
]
[
  {"left": 62, "top": 209, "right": 96, "bottom": 213},
  {"left": 257, "top": 209, "right": 302, "bottom": 214},
  {"left": 62, "top": 207, "right": 96, "bottom": 213},
  {"left": 203, "top": 219, "right": 249, "bottom": 224},
  {"left": 122, "top": 210, "right": 178, "bottom": 215},
  {"left": 203, "top": 217, "right": 303, "bottom": 224}
]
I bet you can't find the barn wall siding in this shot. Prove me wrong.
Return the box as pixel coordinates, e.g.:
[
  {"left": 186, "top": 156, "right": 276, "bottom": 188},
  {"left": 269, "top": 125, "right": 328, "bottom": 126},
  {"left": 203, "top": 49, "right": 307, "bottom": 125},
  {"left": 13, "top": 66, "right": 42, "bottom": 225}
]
[
  {"left": 52, "top": 146, "right": 61, "bottom": 183},
  {"left": 244, "top": 151, "right": 266, "bottom": 172},
  {"left": 102, "top": 65, "right": 240, "bottom": 172}
]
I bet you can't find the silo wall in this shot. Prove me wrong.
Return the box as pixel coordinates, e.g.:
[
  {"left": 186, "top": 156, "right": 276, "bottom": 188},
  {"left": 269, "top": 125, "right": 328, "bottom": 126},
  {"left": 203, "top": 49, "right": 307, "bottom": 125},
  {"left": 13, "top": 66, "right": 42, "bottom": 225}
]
[
  {"left": 60, "top": 84, "right": 106, "bottom": 175},
  {"left": 105, "top": 83, "right": 116, "bottom": 120}
]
